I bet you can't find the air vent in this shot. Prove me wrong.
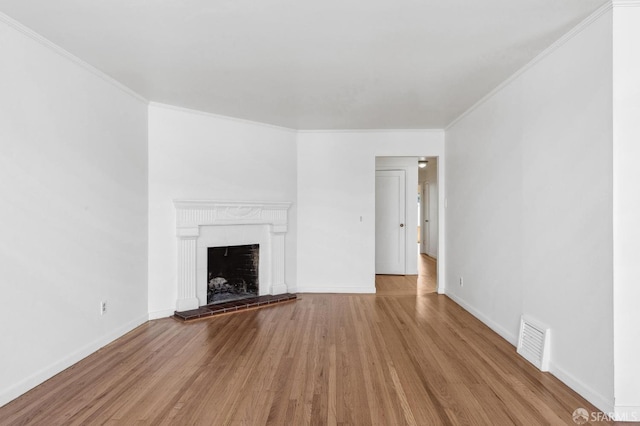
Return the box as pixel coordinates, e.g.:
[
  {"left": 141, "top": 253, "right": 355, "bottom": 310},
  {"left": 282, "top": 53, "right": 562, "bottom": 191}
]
[{"left": 517, "top": 316, "right": 550, "bottom": 371}]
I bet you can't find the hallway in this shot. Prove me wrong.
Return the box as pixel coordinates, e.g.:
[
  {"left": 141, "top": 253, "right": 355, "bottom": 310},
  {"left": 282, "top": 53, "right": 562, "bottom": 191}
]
[{"left": 376, "top": 253, "right": 438, "bottom": 296}]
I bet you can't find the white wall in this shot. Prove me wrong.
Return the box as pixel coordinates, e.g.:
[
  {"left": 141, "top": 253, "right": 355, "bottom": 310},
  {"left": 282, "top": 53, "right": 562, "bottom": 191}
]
[
  {"left": 612, "top": 4, "right": 640, "bottom": 417},
  {"left": 445, "top": 9, "right": 614, "bottom": 412},
  {"left": 0, "top": 16, "right": 149, "bottom": 406},
  {"left": 297, "top": 131, "right": 444, "bottom": 293},
  {"left": 147, "top": 104, "right": 298, "bottom": 318},
  {"left": 375, "top": 157, "right": 419, "bottom": 275}
]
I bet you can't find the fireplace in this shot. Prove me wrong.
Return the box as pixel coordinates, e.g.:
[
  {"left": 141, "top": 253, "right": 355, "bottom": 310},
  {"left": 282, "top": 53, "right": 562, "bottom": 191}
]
[
  {"left": 207, "top": 244, "right": 259, "bottom": 304},
  {"left": 173, "top": 200, "right": 291, "bottom": 311}
]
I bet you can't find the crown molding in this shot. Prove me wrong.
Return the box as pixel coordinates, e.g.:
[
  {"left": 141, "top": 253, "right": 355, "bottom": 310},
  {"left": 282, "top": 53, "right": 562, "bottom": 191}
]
[
  {"left": 0, "top": 11, "right": 147, "bottom": 104},
  {"left": 445, "top": 1, "right": 613, "bottom": 130},
  {"left": 612, "top": 0, "right": 640, "bottom": 6},
  {"left": 148, "top": 102, "right": 297, "bottom": 133},
  {"left": 150, "top": 102, "right": 445, "bottom": 133},
  {"left": 0, "top": 10, "right": 442, "bottom": 132},
  {"left": 297, "top": 128, "right": 444, "bottom": 134}
]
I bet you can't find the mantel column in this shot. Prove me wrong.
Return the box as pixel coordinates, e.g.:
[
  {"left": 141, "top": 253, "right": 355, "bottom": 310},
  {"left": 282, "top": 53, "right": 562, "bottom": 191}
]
[
  {"left": 270, "top": 226, "right": 288, "bottom": 295},
  {"left": 176, "top": 227, "right": 199, "bottom": 311}
]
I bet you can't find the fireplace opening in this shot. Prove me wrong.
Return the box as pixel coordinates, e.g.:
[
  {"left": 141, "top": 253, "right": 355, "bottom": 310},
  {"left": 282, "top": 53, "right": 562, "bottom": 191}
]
[{"left": 207, "top": 244, "right": 259, "bottom": 304}]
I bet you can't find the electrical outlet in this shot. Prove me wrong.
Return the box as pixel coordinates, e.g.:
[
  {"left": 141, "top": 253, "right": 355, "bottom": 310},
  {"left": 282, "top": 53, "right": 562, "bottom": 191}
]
[
  {"left": 459, "top": 277, "right": 464, "bottom": 287},
  {"left": 100, "top": 301, "right": 107, "bottom": 315}
]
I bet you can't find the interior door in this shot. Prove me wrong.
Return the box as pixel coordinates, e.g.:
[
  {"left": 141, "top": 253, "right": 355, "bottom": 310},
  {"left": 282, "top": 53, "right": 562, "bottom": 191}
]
[
  {"left": 421, "top": 183, "right": 429, "bottom": 255},
  {"left": 375, "top": 170, "right": 406, "bottom": 274}
]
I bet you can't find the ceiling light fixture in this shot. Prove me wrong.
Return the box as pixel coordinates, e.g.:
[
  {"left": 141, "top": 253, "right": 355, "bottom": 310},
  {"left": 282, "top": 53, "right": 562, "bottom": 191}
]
[{"left": 418, "top": 160, "right": 428, "bottom": 168}]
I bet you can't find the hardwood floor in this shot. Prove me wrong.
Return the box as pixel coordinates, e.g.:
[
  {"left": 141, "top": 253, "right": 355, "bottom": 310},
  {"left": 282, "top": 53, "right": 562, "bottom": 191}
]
[
  {"left": 376, "top": 253, "right": 437, "bottom": 297},
  {"left": 1, "top": 255, "right": 613, "bottom": 425}
]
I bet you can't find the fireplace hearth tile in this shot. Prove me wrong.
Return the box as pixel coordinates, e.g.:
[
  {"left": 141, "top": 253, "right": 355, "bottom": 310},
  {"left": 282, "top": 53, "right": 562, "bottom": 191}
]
[{"left": 173, "top": 293, "right": 297, "bottom": 322}]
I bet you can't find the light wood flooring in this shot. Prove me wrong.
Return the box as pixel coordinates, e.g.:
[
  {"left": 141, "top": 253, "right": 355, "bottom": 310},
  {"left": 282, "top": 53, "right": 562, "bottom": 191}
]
[{"left": 0, "top": 255, "right": 615, "bottom": 425}]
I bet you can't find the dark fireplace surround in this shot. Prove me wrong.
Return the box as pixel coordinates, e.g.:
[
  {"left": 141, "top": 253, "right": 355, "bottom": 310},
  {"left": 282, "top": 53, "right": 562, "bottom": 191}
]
[{"left": 207, "top": 244, "right": 259, "bottom": 304}]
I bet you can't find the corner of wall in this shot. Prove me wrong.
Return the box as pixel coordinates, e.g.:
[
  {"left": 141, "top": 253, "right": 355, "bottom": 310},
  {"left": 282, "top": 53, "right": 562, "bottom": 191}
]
[
  {"left": 549, "top": 363, "right": 615, "bottom": 415},
  {"left": 0, "top": 314, "right": 147, "bottom": 408}
]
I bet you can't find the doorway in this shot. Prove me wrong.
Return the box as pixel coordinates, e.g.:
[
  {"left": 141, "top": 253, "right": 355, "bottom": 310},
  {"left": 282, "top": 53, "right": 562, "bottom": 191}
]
[
  {"left": 419, "top": 158, "right": 438, "bottom": 259},
  {"left": 421, "top": 183, "right": 430, "bottom": 254},
  {"left": 374, "top": 157, "right": 420, "bottom": 276},
  {"left": 375, "top": 156, "right": 441, "bottom": 290}
]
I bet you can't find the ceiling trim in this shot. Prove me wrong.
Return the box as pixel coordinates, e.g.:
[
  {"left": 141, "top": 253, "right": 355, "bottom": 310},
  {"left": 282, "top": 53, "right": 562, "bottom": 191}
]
[
  {"left": 612, "top": 0, "right": 640, "bottom": 6},
  {"left": 297, "top": 129, "right": 444, "bottom": 134},
  {"left": 445, "top": 0, "right": 613, "bottom": 130},
  {"left": 148, "top": 102, "right": 298, "bottom": 133},
  {"left": 0, "top": 11, "right": 147, "bottom": 104},
  {"left": 150, "top": 102, "right": 445, "bottom": 133}
]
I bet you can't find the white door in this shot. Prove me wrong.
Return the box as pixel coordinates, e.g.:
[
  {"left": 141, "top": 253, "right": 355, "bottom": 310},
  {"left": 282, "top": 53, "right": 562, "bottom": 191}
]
[
  {"left": 421, "top": 183, "right": 429, "bottom": 255},
  {"left": 375, "top": 170, "right": 406, "bottom": 274}
]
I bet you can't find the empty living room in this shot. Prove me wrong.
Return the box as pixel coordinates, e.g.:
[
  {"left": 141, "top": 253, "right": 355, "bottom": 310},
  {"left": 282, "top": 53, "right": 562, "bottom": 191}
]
[{"left": 1, "top": 0, "right": 639, "bottom": 424}]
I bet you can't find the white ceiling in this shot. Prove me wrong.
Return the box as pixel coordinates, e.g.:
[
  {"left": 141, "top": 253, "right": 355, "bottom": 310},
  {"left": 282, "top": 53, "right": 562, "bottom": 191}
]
[{"left": 0, "top": 0, "right": 607, "bottom": 129}]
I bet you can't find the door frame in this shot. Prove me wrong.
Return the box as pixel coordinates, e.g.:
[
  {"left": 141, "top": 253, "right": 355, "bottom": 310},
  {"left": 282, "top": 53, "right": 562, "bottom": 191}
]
[
  {"left": 375, "top": 158, "right": 419, "bottom": 276},
  {"left": 421, "top": 182, "right": 429, "bottom": 255},
  {"left": 375, "top": 155, "right": 445, "bottom": 294}
]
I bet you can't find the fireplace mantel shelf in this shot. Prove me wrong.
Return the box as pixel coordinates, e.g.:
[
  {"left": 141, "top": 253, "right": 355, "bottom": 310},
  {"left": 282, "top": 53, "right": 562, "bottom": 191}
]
[
  {"left": 174, "top": 200, "right": 291, "bottom": 234},
  {"left": 173, "top": 200, "right": 291, "bottom": 311}
]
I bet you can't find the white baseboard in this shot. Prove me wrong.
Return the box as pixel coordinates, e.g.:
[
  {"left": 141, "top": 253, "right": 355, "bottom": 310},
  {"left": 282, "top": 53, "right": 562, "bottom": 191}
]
[
  {"left": 613, "top": 406, "right": 640, "bottom": 422},
  {"left": 549, "top": 363, "right": 614, "bottom": 415},
  {"left": 445, "top": 292, "right": 617, "bottom": 418},
  {"left": 296, "top": 284, "right": 376, "bottom": 294},
  {"left": 445, "top": 292, "right": 518, "bottom": 346},
  {"left": 0, "top": 314, "right": 148, "bottom": 408},
  {"left": 148, "top": 308, "right": 176, "bottom": 320}
]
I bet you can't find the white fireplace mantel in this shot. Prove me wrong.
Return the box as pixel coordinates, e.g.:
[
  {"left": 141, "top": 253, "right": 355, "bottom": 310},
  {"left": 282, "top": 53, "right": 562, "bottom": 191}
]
[{"left": 173, "top": 200, "right": 291, "bottom": 311}]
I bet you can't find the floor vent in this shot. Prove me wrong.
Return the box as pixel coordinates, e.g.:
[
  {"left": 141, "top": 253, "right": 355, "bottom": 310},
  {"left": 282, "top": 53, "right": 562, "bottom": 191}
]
[{"left": 517, "top": 316, "right": 550, "bottom": 371}]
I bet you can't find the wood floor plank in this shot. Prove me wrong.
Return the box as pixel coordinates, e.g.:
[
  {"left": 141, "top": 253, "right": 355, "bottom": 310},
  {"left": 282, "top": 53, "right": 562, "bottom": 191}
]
[{"left": 0, "top": 255, "right": 616, "bottom": 425}]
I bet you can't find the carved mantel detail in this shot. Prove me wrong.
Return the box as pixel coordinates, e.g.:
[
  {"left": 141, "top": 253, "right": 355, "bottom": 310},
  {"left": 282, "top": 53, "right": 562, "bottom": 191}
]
[{"left": 173, "top": 200, "right": 291, "bottom": 311}]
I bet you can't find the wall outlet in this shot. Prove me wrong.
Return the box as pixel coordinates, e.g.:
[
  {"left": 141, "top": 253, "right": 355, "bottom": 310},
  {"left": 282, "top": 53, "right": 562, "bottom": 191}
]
[
  {"left": 100, "top": 301, "right": 107, "bottom": 315},
  {"left": 459, "top": 277, "right": 464, "bottom": 287}
]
